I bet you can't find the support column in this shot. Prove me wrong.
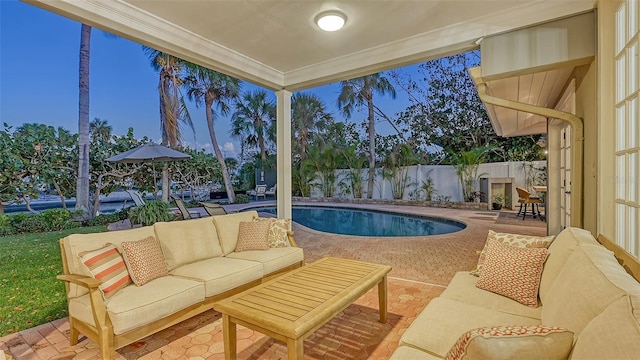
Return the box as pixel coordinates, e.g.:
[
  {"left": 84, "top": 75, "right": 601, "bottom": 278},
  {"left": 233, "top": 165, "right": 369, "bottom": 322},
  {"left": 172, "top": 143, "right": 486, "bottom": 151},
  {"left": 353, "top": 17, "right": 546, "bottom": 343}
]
[{"left": 276, "top": 90, "right": 293, "bottom": 219}]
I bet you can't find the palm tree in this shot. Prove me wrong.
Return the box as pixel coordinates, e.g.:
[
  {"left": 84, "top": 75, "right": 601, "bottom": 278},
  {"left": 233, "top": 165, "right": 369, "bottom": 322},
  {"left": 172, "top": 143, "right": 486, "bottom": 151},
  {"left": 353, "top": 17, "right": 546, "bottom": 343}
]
[
  {"left": 184, "top": 64, "right": 241, "bottom": 203},
  {"left": 144, "top": 47, "right": 193, "bottom": 201},
  {"left": 90, "top": 118, "right": 112, "bottom": 142},
  {"left": 231, "top": 90, "right": 275, "bottom": 170},
  {"left": 76, "top": 23, "right": 91, "bottom": 215},
  {"left": 291, "top": 93, "right": 333, "bottom": 162},
  {"left": 338, "top": 73, "right": 396, "bottom": 199}
]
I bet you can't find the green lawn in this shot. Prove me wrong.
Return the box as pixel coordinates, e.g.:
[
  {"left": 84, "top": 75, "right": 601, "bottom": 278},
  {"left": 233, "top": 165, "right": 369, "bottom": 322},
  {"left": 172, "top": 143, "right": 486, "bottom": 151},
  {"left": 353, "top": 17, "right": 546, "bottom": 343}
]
[{"left": 0, "top": 225, "right": 107, "bottom": 337}]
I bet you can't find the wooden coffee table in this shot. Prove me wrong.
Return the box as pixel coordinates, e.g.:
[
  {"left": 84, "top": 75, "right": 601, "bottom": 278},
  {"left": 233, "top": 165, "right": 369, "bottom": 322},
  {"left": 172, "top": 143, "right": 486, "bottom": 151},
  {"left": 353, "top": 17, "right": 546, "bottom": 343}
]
[{"left": 214, "top": 257, "right": 392, "bottom": 360}]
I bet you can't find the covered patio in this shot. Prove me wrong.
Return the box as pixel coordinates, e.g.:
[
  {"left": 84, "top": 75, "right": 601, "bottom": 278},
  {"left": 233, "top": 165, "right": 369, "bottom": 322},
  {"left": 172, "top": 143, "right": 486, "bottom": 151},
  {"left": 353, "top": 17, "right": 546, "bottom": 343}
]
[{"left": 0, "top": 204, "right": 545, "bottom": 359}]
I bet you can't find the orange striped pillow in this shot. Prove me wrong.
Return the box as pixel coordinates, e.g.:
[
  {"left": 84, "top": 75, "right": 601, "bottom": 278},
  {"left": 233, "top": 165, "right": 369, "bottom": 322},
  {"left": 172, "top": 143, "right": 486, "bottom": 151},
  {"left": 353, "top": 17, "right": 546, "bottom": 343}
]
[{"left": 79, "top": 243, "right": 132, "bottom": 299}]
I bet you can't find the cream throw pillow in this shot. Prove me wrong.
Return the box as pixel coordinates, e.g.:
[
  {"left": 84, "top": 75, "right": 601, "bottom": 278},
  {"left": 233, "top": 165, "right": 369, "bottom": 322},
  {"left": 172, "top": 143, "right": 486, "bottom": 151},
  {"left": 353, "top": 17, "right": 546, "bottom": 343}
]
[
  {"left": 471, "top": 230, "right": 554, "bottom": 276},
  {"left": 476, "top": 238, "right": 548, "bottom": 307},
  {"left": 444, "top": 325, "right": 574, "bottom": 360},
  {"left": 254, "top": 217, "right": 291, "bottom": 247}
]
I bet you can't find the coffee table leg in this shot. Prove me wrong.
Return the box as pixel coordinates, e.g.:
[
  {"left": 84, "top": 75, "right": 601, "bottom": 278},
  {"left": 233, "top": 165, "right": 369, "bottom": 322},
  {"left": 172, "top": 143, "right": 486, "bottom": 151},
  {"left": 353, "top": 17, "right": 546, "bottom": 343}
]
[
  {"left": 378, "top": 275, "right": 388, "bottom": 323},
  {"left": 286, "top": 337, "right": 303, "bottom": 360},
  {"left": 222, "top": 314, "right": 237, "bottom": 360}
]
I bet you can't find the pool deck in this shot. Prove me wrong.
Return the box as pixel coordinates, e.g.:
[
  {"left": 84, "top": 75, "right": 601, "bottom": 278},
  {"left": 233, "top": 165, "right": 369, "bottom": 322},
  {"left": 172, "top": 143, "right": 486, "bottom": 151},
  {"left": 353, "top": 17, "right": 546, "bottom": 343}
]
[{"left": 0, "top": 202, "right": 546, "bottom": 360}]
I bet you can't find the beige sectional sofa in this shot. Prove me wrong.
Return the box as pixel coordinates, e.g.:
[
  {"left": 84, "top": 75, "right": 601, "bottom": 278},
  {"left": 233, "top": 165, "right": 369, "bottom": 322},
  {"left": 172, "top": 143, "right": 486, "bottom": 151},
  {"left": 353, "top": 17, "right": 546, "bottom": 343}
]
[
  {"left": 58, "top": 211, "right": 304, "bottom": 360},
  {"left": 391, "top": 227, "right": 640, "bottom": 359}
]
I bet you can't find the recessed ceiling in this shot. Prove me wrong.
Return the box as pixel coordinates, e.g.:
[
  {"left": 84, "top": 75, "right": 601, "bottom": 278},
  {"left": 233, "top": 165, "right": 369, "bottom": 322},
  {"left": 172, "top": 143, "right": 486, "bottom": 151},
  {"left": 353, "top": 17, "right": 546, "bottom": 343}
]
[{"left": 23, "top": 0, "right": 595, "bottom": 91}]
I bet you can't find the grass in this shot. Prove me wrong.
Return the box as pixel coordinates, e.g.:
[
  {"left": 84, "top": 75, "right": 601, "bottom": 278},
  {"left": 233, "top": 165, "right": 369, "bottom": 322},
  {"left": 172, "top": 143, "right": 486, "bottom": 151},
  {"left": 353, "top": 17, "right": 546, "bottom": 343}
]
[{"left": 0, "top": 225, "right": 107, "bottom": 337}]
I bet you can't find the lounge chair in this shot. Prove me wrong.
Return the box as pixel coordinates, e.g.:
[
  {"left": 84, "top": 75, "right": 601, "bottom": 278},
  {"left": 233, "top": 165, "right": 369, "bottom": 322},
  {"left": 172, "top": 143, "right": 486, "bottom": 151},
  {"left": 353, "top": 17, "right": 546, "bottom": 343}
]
[
  {"left": 265, "top": 184, "right": 276, "bottom": 197},
  {"left": 171, "top": 195, "right": 202, "bottom": 219},
  {"left": 247, "top": 184, "right": 267, "bottom": 200},
  {"left": 125, "top": 190, "right": 146, "bottom": 207},
  {"left": 200, "top": 202, "right": 227, "bottom": 216}
]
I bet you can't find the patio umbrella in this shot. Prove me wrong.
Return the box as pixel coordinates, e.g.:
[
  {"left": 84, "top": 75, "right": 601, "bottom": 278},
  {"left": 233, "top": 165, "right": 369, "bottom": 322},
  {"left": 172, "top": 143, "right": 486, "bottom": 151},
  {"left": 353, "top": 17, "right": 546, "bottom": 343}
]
[
  {"left": 106, "top": 143, "right": 191, "bottom": 163},
  {"left": 106, "top": 143, "right": 191, "bottom": 199}
]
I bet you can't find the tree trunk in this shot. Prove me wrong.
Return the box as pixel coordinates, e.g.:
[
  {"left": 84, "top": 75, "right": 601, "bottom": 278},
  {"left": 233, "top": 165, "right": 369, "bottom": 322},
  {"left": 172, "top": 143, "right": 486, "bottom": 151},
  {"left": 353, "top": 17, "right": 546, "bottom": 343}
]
[
  {"left": 205, "top": 97, "right": 235, "bottom": 203},
  {"left": 76, "top": 24, "right": 92, "bottom": 216},
  {"left": 161, "top": 164, "right": 169, "bottom": 202},
  {"left": 367, "top": 94, "right": 376, "bottom": 199}
]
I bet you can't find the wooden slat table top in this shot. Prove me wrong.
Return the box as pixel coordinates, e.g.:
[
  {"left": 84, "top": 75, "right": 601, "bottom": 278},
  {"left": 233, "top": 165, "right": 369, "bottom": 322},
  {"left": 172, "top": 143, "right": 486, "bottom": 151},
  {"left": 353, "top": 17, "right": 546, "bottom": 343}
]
[{"left": 214, "top": 257, "right": 392, "bottom": 339}]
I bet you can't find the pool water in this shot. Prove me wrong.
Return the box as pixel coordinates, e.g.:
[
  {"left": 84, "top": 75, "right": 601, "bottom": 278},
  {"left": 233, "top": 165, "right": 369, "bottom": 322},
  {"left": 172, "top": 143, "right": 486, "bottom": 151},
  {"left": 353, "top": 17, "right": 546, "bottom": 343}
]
[{"left": 253, "top": 206, "right": 466, "bottom": 237}]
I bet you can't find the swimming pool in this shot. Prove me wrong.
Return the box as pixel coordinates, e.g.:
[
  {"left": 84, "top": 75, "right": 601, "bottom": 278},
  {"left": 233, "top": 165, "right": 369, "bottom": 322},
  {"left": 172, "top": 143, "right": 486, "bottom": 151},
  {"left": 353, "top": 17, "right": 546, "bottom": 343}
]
[{"left": 251, "top": 206, "right": 466, "bottom": 236}]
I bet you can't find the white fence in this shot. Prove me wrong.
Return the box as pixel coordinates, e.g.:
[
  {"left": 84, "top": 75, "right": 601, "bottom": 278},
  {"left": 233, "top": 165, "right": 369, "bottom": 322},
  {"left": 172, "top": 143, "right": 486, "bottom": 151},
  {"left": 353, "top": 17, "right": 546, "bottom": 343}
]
[{"left": 310, "top": 161, "right": 546, "bottom": 206}]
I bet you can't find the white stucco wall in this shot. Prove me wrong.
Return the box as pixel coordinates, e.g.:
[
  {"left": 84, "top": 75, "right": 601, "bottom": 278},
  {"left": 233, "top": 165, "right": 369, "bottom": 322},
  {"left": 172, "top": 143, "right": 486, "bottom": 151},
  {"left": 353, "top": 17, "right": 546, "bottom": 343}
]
[{"left": 310, "top": 161, "right": 547, "bottom": 205}]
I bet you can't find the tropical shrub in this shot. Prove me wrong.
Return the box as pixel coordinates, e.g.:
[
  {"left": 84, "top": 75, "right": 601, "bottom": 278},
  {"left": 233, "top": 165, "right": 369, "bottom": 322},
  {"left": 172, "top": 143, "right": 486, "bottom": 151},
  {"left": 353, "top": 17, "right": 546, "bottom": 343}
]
[
  {"left": 86, "top": 210, "right": 128, "bottom": 226},
  {"left": 128, "top": 201, "right": 172, "bottom": 226},
  {"left": 8, "top": 213, "right": 48, "bottom": 234},
  {"left": 451, "top": 146, "right": 492, "bottom": 202},
  {"left": 382, "top": 144, "right": 418, "bottom": 200},
  {"left": 235, "top": 194, "right": 250, "bottom": 204},
  {"left": 40, "top": 209, "right": 74, "bottom": 231}
]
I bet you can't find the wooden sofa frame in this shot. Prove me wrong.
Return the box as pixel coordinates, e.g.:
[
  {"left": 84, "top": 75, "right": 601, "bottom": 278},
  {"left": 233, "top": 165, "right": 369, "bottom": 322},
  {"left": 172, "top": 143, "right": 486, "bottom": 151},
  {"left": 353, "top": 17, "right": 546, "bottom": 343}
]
[{"left": 58, "top": 231, "right": 303, "bottom": 360}]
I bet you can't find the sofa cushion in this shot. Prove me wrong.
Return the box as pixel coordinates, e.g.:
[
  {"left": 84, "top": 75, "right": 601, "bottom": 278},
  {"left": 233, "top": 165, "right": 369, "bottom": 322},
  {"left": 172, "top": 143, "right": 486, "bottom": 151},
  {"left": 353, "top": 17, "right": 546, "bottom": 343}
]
[
  {"left": 227, "top": 247, "right": 304, "bottom": 275},
  {"left": 154, "top": 217, "right": 223, "bottom": 271},
  {"left": 471, "top": 230, "right": 554, "bottom": 276},
  {"left": 440, "top": 272, "right": 542, "bottom": 320},
  {"left": 169, "top": 257, "right": 263, "bottom": 297},
  {"left": 541, "top": 243, "right": 632, "bottom": 337},
  {"left": 68, "top": 276, "right": 204, "bottom": 335},
  {"left": 62, "top": 226, "right": 157, "bottom": 298},
  {"left": 212, "top": 211, "right": 259, "bottom": 255},
  {"left": 121, "top": 236, "right": 169, "bottom": 286},
  {"left": 399, "top": 297, "right": 540, "bottom": 357},
  {"left": 444, "top": 325, "right": 573, "bottom": 360},
  {"left": 235, "top": 221, "right": 270, "bottom": 252},
  {"left": 476, "top": 239, "right": 547, "bottom": 307},
  {"left": 79, "top": 243, "right": 132, "bottom": 299},
  {"left": 571, "top": 296, "right": 640, "bottom": 359},
  {"left": 389, "top": 345, "right": 442, "bottom": 360},
  {"left": 539, "top": 227, "right": 598, "bottom": 303}
]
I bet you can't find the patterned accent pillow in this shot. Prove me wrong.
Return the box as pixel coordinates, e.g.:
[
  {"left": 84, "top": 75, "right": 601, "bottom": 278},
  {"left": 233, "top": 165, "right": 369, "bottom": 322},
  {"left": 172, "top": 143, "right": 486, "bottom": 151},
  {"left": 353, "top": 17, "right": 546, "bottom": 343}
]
[
  {"left": 471, "top": 230, "right": 555, "bottom": 276},
  {"left": 254, "top": 217, "right": 291, "bottom": 248},
  {"left": 235, "top": 220, "right": 270, "bottom": 252},
  {"left": 444, "top": 325, "right": 574, "bottom": 360},
  {"left": 476, "top": 238, "right": 548, "bottom": 307},
  {"left": 121, "top": 236, "right": 168, "bottom": 286},
  {"left": 79, "top": 243, "right": 132, "bottom": 299}
]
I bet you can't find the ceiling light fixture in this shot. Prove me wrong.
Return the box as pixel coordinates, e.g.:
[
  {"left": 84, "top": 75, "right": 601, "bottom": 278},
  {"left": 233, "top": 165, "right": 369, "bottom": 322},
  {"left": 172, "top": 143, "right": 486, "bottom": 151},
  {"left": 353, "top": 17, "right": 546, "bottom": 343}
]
[{"left": 316, "top": 11, "right": 346, "bottom": 32}]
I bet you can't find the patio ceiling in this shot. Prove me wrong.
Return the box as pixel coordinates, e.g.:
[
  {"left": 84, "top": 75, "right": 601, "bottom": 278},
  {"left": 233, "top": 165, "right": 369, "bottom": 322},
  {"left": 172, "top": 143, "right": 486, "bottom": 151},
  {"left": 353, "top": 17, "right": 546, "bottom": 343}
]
[
  {"left": 474, "top": 67, "right": 575, "bottom": 137},
  {"left": 24, "top": 0, "right": 595, "bottom": 91}
]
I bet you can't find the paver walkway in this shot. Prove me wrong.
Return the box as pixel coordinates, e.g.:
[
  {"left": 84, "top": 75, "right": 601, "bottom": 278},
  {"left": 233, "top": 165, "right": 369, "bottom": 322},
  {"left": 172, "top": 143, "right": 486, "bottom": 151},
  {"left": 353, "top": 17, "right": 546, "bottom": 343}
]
[{"left": 0, "top": 203, "right": 545, "bottom": 359}]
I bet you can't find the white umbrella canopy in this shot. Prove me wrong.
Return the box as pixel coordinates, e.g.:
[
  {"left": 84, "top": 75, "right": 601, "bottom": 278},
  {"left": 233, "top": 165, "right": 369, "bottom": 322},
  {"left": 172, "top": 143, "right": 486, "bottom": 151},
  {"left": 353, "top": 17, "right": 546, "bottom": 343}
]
[{"left": 106, "top": 143, "right": 191, "bottom": 163}]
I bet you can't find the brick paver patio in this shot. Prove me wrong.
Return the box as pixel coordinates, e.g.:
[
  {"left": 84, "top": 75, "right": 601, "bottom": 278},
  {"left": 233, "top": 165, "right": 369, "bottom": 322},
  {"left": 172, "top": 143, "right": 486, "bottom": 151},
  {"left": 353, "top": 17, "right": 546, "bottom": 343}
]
[{"left": 0, "top": 203, "right": 545, "bottom": 359}]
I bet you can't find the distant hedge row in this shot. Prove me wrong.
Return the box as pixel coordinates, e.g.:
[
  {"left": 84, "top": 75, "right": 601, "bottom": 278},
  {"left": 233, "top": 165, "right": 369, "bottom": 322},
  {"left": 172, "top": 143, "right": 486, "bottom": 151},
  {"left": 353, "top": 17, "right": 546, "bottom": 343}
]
[{"left": 0, "top": 209, "right": 128, "bottom": 236}]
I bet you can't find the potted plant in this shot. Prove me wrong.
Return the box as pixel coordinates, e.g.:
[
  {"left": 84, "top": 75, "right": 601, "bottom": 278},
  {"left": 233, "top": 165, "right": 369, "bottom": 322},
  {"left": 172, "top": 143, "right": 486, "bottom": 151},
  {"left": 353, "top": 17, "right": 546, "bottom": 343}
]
[{"left": 492, "top": 193, "right": 506, "bottom": 210}]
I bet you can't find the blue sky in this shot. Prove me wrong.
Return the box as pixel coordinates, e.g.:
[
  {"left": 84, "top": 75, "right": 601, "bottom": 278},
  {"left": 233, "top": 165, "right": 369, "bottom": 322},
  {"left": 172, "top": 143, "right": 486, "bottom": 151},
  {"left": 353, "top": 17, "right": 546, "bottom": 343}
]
[{"left": 0, "top": 0, "right": 413, "bottom": 158}]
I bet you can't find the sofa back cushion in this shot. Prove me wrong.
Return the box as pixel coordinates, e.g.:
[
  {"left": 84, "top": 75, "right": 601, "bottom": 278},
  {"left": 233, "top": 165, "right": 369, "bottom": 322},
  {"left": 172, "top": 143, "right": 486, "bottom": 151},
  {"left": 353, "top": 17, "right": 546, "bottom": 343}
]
[
  {"left": 570, "top": 296, "right": 640, "bottom": 359},
  {"left": 539, "top": 227, "right": 598, "bottom": 303},
  {"left": 61, "top": 226, "right": 156, "bottom": 298},
  {"left": 541, "top": 242, "right": 640, "bottom": 337},
  {"left": 212, "top": 211, "right": 258, "bottom": 255},
  {"left": 154, "top": 217, "right": 223, "bottom": 271}
]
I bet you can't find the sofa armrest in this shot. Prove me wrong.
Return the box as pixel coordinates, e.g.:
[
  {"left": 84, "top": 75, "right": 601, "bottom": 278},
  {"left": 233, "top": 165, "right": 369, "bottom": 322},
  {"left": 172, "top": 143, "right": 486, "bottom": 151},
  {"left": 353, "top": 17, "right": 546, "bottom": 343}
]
[
  {"left": 286, "top": 231, "right": 299, "bottom": 248},
  {"left": 57, "top": 274, "right": 101, "bottom": 289},
  {"left": 57, "top": 274, "right": 112, "bottom": 333}
]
